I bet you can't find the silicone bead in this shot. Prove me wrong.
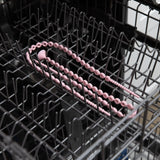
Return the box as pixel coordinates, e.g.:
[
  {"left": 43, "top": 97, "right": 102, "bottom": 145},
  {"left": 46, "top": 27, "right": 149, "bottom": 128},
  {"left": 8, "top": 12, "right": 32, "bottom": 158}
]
[
  {"left": 42, "top": 41, "right": 48, "bottom": 47},
  {"left": 38, "top": 50, "right": 46, "bottom": 60},
  {"left": 95, "top": 70, "right": 100, "bottom": 76},
  {"left": 117, "top": 111, "right": 124, "bottom": 117},
  {"left": 78, "top": 77, "right": 83, "bottom": 83},
  {"left": 115, "top": 98, "right": 121, "bottom": 104},
  {"left": 121, "top": 101, "right": 127, "bottom": 107},
  {"left": 59, "top": 44, "right": 64, "bottom": 50},
  {"left": 108, "top": 95, "right": 114, "bottom": 102},
  {"left": 73, "top": 74, "right": 78, "bottom": 80},
  {"left": 76, "top": 57, "right": 81, "bottom": 62},
  {"left": 50, "top": 60, "right": 55, "bottom": 65},
  {"left": 85, "top": 63, "right": 90, "bottom": 69},
  {"left": 31, "top": 45, "right": 36, "bottom": 51},
  {"left": 55, "top": 62, "right": 60, "bottom": 68},
  {"left": 54, "top": 43, "right": 59, "bottom": 48},
  {"left": 46, "top": 57, "right": 51, "bottom": 62},
  {"left": 105, "top": 76, "right": 110, "bottom": 82},
  {"left": 88, "top": 83, "right": 93, "bottom": 89},
  {"left": 69, "top": 71, "right": 74, "bottom": 77},
  {"left": 111, "top": 107, "right": 117, "bottom": 113},
  {"left": 63, "top": 75, "right": 67, "bottom": 81},
  {"left": 90, "top": 66, "right": 95, "bottom": 72},
  {"left": 83, "top": 80, "right": 88, "bottom": 86},
  {"left": 59, "top": 65, "right": 64, "bottom": 71},
  {"left": 127, "top": 103, "right": 134, "bottom": 110},
  {"left": 88, "top": 90, "right": 92, "bottom": 96},
  {"left": 78, "top": 83, "right": 82, "bottom": 89},
  {"left": 67, "top": 50, "right": 72, "bottom": 56},
  {"left": 63, "top": 47, "right": 68, "bottom": 52},
  {"left": 92, "top": 86, "right": 98, "bottom": 92},
  {"left": 97, "top": 97, "right": 103, "bottom": 103},
  {"left": 72, "top": 53, "right": 77, "bottom": 59},
  {"left": 36, "top": 42, "right": 42, "bottom": 48},
  {"left": 103, "top": 93, "right": 108, "bottom": 99},
  {"left": 97, "top": 89, "right": 103, "bottom": 96},
  {"left": 64, "top": 68, "right": 69, "bottom": 74},
  {"left": 73, "top": 80, "right": 77, "bottom": 86},
  {"left": 80, "top": 60, "right": 85, "bottom": 65},
  {"left": 84, "top": 87, "right": 88, "bottom": 92},
  {"left": 48, "top": 41, "right": 54, "bottom": 47},
  {"left": 55, "top": 78, "right": 60, "bottom": 84},
  {"left": 102, "top": 100, "right": 108, "bottom": 106},
  {"left": 100, "top": 73, "right": 105, "bottom": 79}
]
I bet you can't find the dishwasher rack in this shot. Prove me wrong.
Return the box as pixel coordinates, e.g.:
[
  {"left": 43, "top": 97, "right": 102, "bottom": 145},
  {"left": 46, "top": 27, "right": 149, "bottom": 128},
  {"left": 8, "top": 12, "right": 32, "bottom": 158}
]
[{"left": 0, "top": 0, "right": 160, "bottom": 160}]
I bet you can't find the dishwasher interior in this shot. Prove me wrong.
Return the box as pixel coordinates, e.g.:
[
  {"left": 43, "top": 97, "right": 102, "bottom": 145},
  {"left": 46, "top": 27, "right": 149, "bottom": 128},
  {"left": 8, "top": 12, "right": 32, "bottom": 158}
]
[{"left": 0, "top": 0, "right": 160, "bottom": 160}]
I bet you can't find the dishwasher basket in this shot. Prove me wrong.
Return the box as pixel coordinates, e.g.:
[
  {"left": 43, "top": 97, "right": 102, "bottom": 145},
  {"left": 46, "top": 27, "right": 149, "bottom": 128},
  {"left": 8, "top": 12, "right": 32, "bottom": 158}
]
[{"left": 0, "top": 0, "right": 160, "bottom": 160}]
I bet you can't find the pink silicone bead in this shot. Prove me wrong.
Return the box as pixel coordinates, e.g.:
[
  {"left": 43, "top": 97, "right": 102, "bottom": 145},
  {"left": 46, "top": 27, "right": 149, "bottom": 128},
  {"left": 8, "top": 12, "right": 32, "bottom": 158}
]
[
  {"left": 97, "top": 89, "right": 103, "bottom": 96},
  {"left": 73, "top": 74, "right": 78, "bottom": 79},
  {"left": 80, "top": 60, "right": 85, "bottom": 65},
  {"left": 115, "top": 98, "right": 121, "bottom": 104},
  {"left": 88, "top": 90, "right": 92, "bottom": 96},
  {"left": 46, "top": 57, "right": 51, "bottom": 62},
  {"left": 48, "top": 41, "right": 54, "bottom": 47},
  {"left": 83, "top": 80, "right": 88, "bottom": 86},
  {"left": 42, "top": 41, "right": 48, "bottom": 47},
  {"left": 102, "top": 100, "right": 108, "bottom": 106},
  {"left": 38, "top": 50, "right": 46, "bottom": 60},
  {"left": 105, "top": 76, "right": 111, "bottom": 82},
  {"left": 59, "top": 44, "right": 64, "bottom": 50},
  {"left": 117, "top": 111, "right": 124, "bottom": 117},
  {"left": 63, "top": 75, "right": 67, "bottom": 81},
  {"left": 73, "top": 80, "right": 78, "bottom": 86},
  {"left": 59, "top": 65, "right": 64, "bottom": 71},
  {"left": 65, "top": 85, "right": 70, "bottom": 91},
  {"left": 95, "top": 70, "right": 100, "bottom": 76},
  {"left": 76, "top": 57, "right": 81, "bottom": 62},
  {"left": 31, "top": 45, "right": 36, "bottom": 51},
  {"left": 97, "top": 97, "right": 103, "bottom": 103},
  {"left": 108, "top": 95, "right": 114, "bottom": 102},
  {"left": 84, "top": 87, "right": 88, "bottom": 92},
  {"left": 92, "top": 86, "right": 98, "bottom": 92},
  {"left": 78, "top": 77, "right": 83, "bottom": 83},
  {"left": 90, "top": 66, "right": 95, "bottom": 72},
  {"left": 55, "top": 78, "right": 60, "bottom": 84},
  {"left": 72, "top": 53, "right": 77, "bottom": 59},
  {"left": 69, "top": 71, "right": 74, "bottom": 77},
  {"left": 100, "top": 73, "right": 105, "bottom": 79},
  {"left": 103, "top": 93, "right": 108, "bottom": 99},
  {"left": 54, "top": 43, "right": 59, "bottom": 48},
  {"left": 88, "top": 83, "right": 93, "bottom": 89},
  {"left": 55, "top": 62, "right": 60, "bottom": 68},
  {"left": 64, "top": 68, "right": 69, "bottom": 74},
  {"left": 50, "top": 60, "right": 55, "bottom": 65},
  {"left": 111, "top": 107, "right": 117, "bottom": 113},
  {"left": 121, "top": 101, "right": 127, "bottom": 107},
  {"left": 85, "top": 63, "right": 90, "bottom": 69},
  {"left": 127, "top": 103, "right": 134, "bottom": 110},
  {"left": 63, "top": 47, "right": 68, "bottom": 52},
  {"left": 36, "top": 42, "right": 42, "bottom": 48},
  {"left": 78, "top": 83, "right": 82, "bottom": 89},
  {"left": 67, "top": 50, "right": 72, "bottom": 56}
]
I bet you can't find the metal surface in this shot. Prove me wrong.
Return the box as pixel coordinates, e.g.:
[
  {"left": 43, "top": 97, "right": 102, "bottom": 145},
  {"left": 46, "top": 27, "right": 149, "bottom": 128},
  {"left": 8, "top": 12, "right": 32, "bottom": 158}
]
[{"left": 0, "top": 0, "right": 160, "bottom": 160}]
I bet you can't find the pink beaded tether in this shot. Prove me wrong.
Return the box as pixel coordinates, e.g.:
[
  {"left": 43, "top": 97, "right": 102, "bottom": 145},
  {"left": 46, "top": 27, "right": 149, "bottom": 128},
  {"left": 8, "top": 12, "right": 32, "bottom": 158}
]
[{"left": 26, "top": 41, "right": 138, "bottom": 118}]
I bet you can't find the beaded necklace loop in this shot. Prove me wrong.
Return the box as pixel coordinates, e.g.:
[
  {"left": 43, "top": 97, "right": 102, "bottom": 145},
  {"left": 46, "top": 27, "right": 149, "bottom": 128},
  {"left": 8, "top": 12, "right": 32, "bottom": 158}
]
[{"left": 26, "top": 41, "right": 138, "bottom": 118}]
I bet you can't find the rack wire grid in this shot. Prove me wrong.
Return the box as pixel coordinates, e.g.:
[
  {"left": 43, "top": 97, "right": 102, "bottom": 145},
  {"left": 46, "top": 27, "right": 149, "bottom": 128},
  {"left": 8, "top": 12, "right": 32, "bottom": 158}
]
[{"left": 0, "top": 0, "right": 160, "bottom": 160}]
